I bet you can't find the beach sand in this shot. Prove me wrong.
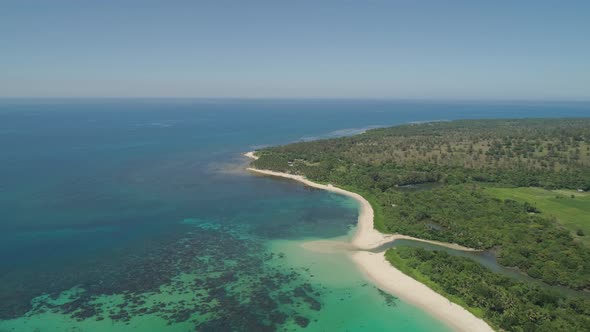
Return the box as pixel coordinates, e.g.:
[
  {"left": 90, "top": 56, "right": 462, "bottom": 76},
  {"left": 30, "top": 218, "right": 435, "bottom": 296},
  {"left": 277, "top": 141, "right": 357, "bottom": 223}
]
[
  {"left": 245, "top": 152, "right": 494, "bottom": 332},
  {"left": 244, "top": 151, "right": 259, "bottom": 160}
]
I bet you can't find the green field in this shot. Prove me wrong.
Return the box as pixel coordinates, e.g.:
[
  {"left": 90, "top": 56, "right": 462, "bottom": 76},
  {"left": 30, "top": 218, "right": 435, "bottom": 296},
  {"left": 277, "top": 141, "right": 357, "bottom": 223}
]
[{"left": 485, "top": 187, "right": 590, "bottom": 245}]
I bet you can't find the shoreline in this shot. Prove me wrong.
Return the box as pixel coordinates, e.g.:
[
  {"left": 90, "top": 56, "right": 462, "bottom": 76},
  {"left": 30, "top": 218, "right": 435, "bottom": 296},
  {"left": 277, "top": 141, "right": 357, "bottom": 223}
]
[{"left": 245, "top": 152, "right": 494, "bottom": 332}]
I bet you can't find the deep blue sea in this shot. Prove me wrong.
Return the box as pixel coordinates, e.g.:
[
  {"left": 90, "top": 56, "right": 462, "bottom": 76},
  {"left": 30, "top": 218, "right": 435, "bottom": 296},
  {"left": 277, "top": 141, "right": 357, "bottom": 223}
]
[{"left": 0, "top": 99, "right": 588, "bottom": 331}]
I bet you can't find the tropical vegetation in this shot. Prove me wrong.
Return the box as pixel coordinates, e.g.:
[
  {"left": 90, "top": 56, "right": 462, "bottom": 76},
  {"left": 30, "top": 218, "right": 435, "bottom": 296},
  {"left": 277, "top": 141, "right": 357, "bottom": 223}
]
[{"left": 251, "top": 118, "right": 590, "bottom": 330}]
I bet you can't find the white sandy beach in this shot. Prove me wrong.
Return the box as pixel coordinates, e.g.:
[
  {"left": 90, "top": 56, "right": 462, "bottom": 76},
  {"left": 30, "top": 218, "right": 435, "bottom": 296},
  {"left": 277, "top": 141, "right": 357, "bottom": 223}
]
[
  {"left": 244, "top": 151, "right": 259, "bottom": 160},
  {"left": 245, "top": 152, "right": 494, "bottom": 332}
]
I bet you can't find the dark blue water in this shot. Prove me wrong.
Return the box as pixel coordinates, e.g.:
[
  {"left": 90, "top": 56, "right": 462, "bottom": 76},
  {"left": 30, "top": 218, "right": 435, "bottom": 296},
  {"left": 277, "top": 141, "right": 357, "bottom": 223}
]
[{"left": 0, "top": 99, "right": 588, "bottom": 331}]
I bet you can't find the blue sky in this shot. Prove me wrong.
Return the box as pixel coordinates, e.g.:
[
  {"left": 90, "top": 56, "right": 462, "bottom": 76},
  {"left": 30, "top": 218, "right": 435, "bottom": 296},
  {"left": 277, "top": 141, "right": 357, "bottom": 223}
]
[{"left": 1, "top": 1, "right": 589, "bottom": 99}]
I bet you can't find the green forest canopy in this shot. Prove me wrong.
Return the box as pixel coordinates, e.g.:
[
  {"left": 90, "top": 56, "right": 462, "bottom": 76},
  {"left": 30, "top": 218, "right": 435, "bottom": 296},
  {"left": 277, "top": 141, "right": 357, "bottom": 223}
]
[
  {"left": 252, "top": 119, "right": 590, "bottom": 290},
  {"left": 386, "top": 247, "right": 590, "bottom": 332},
  {"left": 252, "top": 118, "right": 590, "bottom": 331}
]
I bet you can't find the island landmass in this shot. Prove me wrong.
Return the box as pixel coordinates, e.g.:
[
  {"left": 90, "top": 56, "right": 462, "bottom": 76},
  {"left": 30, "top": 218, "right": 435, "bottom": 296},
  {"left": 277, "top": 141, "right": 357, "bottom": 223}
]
[{"left": 247, "top": 118, "right": 590, "bottom": 331}]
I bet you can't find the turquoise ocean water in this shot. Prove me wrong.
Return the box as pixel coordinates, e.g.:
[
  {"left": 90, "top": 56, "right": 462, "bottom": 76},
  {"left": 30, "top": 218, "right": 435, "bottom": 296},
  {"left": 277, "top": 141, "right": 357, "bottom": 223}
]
[{"left": 0, "top": 99, "right": 588, "bottom": 331}]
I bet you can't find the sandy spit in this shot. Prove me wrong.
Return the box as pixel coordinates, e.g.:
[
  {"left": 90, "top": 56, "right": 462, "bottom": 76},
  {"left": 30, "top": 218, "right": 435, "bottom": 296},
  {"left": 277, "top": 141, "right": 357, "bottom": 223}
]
[{"left": 244, "top": 152, "right": 494, "bottom": 332}]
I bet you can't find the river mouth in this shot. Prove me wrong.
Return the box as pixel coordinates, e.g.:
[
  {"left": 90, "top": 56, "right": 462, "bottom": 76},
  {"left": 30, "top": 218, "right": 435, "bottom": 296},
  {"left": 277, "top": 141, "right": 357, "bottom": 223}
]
[
  {"left": 301, "top": 235, "right": 587, "bottom": 299},
  {"left": 368, "top": 238, "right": 587, "bottom": 298}
]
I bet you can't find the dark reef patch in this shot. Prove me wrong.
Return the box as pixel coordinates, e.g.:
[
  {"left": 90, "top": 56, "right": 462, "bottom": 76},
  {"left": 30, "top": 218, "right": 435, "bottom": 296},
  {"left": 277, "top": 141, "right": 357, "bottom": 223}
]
[
  {"left": 378, "top": 289, "right": 399, "bottom": 307},
  {"left": 0, "top": 223, "right": 323, "bottom": 330}
]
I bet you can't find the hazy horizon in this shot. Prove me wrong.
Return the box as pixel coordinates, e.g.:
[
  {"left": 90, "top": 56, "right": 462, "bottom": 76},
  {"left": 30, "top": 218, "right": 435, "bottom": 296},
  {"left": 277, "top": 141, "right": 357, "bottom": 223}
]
[
  {"left": 2, "top": 1, "right": 589, "bottom": 99},
  {"left": 4, "top": 97, "right": 590, "bottom": 102}
]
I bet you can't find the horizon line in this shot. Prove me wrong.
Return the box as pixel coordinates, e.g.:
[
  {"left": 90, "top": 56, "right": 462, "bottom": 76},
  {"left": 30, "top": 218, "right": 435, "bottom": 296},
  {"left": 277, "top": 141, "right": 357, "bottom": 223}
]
[{"left": 1, "top": 97, "right": 590, "bottom": 103}]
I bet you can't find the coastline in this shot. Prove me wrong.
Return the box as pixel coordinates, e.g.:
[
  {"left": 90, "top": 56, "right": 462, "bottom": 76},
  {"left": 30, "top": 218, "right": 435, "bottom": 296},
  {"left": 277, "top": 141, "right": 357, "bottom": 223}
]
[{"left": 245, "top": 152, "right": 494, "bottom": 332}]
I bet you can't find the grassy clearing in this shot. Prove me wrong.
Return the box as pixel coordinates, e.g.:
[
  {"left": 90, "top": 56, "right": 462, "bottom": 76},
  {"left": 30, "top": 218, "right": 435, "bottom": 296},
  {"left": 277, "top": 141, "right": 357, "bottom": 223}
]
[{"left": 485, "top": 186, "right": 590, "bottom": 245}]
